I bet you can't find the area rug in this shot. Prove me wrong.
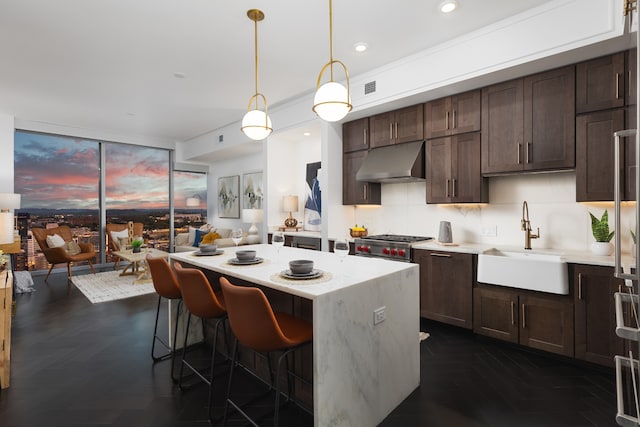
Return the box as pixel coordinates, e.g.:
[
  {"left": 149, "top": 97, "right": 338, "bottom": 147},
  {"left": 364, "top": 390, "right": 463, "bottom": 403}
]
[{"left": 71, "top": 270, "right": 156, "bottom": 304}]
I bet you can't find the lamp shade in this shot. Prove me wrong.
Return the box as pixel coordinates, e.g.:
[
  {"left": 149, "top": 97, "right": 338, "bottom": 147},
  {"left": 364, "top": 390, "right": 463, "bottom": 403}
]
[
  {"left": 313, "top": 81, "right": 352, "bottom": 122},
  {"left": 0, "top": 212, "right": 13, "bottom": 244},
  {"left": 242, "top": 208, "right": 263, "bottom": 224},
  {"left": 283, "top": 195, "right": 299, "bottom": 213},
  {"left": 0, "top": 193, "right": 21, "bottom": 210}
]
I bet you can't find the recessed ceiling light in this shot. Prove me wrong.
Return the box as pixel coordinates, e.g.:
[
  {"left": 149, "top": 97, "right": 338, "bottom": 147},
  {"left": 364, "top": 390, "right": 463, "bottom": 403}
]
[
  {"left": 439, "top": 1, "right": 458, "bottom": 13},
  {"left": 173, "top": 72, "right": 186, "bottom": 79},
  {"left": 354, "top": 42, "right": 368, "bottom": 53},
  {"left": 303, "top": 132, "right": 311, "bottom": 136}
]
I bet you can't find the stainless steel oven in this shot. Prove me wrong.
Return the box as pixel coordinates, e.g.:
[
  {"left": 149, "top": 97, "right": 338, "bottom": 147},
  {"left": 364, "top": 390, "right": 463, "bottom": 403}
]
[{"left": 354, "top": 234, "right": 433, "bottom": 262}]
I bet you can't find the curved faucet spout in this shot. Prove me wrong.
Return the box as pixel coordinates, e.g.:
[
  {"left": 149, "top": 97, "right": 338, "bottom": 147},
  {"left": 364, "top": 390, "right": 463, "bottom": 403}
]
[{"left": 521, "top": 200, "right": 539, "bottom": 249}]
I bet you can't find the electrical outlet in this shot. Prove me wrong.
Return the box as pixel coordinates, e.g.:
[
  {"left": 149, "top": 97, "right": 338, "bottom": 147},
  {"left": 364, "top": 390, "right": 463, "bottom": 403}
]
[
  {"left": 374, "top": 306, "right": 386, "bottom": 325},
  {"left": 481, "top": 224, "right": 497, "bottom": 237}
]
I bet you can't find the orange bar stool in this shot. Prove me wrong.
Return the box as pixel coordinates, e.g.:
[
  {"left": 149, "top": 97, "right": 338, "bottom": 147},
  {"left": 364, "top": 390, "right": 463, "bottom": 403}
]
[
  {"left": 219, "top": 276, "right": 313, "bottom": 427},
  {"left": 173, "top": 262, "right": 228, "bottom": 423},
  {"left": 146, "top": 255, "right": 182, "bottom": 382}
]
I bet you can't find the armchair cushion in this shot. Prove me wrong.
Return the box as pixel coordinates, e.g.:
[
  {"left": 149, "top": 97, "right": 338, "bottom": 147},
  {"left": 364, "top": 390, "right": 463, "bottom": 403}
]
[
  {"left": 64, "top": 241, "right": 82, "bottom": 256},
  {"left": 110, "top": 229, "right": 129, "bottom": 250},
  {"left": 46, "top": 234, "right": 66, "bottom": 248}
]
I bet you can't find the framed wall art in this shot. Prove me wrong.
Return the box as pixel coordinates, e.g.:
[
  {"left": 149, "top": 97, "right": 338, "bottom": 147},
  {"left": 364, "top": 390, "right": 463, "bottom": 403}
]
[
  {"left": 242, "top": 171, "right": 263, "bottom": 209},
  {"left": 218, "top": 175, "right": 240, "bottom": 218}
]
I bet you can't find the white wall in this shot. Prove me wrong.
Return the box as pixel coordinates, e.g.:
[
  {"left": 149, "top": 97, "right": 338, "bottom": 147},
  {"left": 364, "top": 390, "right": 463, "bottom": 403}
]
[
  {"left": 355, "top": 173, "right": 637, "bottom": 253},
  {"left": 0, "top": 114, "right": 15, "bottom": 193}
]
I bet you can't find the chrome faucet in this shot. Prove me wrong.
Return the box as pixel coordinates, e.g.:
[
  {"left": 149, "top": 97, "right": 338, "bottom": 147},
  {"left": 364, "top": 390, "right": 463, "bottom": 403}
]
[{"left": 521, "top": 200, "right": 540, "bottom": 250}]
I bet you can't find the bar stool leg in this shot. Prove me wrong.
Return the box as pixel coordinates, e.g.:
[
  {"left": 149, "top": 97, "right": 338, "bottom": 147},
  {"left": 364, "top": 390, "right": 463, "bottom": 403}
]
[{"left": 178, "top": 312, "right": 192, "bottom": 390}]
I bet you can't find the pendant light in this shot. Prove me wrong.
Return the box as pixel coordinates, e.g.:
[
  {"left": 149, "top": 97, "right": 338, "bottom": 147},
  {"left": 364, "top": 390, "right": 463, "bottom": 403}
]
[
  {"left": 312, "top": 0, "right": 352, "bottom": 122},
  {"left": 241, "top": 9, "right": 273, "bottom": 141}
]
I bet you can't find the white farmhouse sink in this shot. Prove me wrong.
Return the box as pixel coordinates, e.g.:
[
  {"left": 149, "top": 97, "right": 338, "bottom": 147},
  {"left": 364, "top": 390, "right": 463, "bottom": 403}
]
[{"left": 477, "top": 249, "right": 569, "bottom": 295}]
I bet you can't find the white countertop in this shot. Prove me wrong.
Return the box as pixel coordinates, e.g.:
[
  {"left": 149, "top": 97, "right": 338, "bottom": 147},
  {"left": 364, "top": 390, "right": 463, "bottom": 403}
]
[
  {"left": 412, "top": 241, "right": 636, "bottom": 269},
  {"left": 170, "top": 243, "right": 417, "bottom": 300}
]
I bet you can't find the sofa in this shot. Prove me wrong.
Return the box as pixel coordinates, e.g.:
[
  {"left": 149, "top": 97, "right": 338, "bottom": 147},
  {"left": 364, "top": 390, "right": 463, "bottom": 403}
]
[{"left": 174, "top": 225, "right": 259, "bottom": 252}]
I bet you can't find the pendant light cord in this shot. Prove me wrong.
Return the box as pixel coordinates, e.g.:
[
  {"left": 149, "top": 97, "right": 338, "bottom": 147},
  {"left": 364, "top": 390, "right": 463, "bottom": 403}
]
[
  {"left": 253, "top": 17, "right": 259, "bottom": 109},
  {"left": 329, "top": 0, "right": 334, "bottom": 81}
]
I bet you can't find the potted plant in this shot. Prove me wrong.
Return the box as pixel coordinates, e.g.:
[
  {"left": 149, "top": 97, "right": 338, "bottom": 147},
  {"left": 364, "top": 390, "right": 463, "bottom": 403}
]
[
  {"left": 130, "top": 237, "right": 144, "bottom": 253},
  {"left": 589, "top": 210, "right": 614, "bottom": 256}
]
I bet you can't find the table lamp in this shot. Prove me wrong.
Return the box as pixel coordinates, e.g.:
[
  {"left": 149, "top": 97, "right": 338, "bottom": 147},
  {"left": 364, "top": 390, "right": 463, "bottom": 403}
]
[
  {"left": 0, "top": 193, "right": 20, "bottom": 244},
  {"left": 242, "top": 208, "right": 263, "bottom": 236},
  {"left": 283, "top": 195, "right": 299, "bottom": 228}
]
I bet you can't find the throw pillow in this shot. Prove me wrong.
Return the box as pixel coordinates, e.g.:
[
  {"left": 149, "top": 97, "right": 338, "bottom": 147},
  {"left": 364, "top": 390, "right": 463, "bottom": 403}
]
[
  {"left": 64, "top": 241, "right": 82, "bottom": 256},
  {"left": 46, "top": 233, "right": 66, "bottom": 248},
  {"left": 110, "top": 230, "right": 129, "bottom": 250},
  {"left": 194, "top": 229, "right": 205, "bottom": 247},
  {"left": 187, "top": 226, "right": 197, "bottom": 246},
  {"left": 118, "top": 237, "right": 130, "bottom": 250},
  {"left": 199, "top": 224, "right": 213, "bottom": 232},
  {"left": 201, "top": 231, "right": 221, "bottom": 245}
]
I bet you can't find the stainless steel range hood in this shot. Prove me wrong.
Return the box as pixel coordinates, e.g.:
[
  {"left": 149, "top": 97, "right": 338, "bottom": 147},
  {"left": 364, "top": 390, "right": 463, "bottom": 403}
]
[{"left": 356, "top": 140, "right": 425, "bottom": 183}]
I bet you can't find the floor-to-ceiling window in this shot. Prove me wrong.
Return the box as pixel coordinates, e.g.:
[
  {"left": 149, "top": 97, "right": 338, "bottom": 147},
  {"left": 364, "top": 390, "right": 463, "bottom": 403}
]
[
  {"left": 14, "top": 130, "right": 196, "bottom": 272},
  {"left": 14, "top": 131, "right": 100, "bottom": 270},
  {"left": 174, "top": 170, "right": 208, "bottom": 235}
]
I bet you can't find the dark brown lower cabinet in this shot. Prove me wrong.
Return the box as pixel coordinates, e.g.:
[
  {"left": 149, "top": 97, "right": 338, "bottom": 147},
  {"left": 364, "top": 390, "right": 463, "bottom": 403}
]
[
  {"left": 573, "top": 264, "right": 626, "bottom": 367},
  {"left": 474, "top": 284, "right": 574, "bottom": 357},
  {"left": 416, "top": 249, "right": 473, "bottom": 329}
]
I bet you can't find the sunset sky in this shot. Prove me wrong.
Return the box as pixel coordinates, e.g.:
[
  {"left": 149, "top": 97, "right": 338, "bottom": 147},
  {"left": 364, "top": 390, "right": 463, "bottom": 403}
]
[{"left": 14, "top": 131, "right": 206, "bottom": 210}]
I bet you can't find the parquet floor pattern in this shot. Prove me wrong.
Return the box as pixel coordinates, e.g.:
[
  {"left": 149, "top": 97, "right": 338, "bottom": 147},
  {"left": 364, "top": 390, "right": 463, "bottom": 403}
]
[{"left": 0, "top": 268, "right": 621, "bottom": 426}]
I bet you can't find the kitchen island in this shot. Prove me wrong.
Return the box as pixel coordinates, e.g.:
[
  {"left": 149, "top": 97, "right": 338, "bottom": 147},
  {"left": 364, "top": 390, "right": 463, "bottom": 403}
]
[{"left": 170, "top": 244, "right": 420, "bottom": 427}]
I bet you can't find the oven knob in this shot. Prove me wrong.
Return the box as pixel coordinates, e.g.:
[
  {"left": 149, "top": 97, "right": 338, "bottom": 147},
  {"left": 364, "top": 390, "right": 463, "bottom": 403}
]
[
  {"left": 390, "top": 249, "right": 397, "bottom": 256},
  {"left": 383, "top": 248, "right": 390, "bottom": 255},
  {"left": 364, "top": 246, "right": 370, "bottom": 253},
  {"left": 357, "top": 245, "right": 363, "bottom": 251},
  {"left": 398, "top": 249, "right": 406, "bottom": 257}
]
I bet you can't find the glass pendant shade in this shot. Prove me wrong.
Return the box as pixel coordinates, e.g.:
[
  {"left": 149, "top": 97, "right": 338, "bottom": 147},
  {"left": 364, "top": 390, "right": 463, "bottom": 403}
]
[
  {"left": 313, "top": 81, "right": 351, "bottom": 122},
  {"left": 242, "top": 109, "right": 273, "bottom": 140}
]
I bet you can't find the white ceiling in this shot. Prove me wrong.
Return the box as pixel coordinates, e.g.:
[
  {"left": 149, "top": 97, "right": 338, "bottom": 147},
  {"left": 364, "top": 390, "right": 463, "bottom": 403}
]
[{"left": 0, "top": 0, "right": 556, "bottom": 143}]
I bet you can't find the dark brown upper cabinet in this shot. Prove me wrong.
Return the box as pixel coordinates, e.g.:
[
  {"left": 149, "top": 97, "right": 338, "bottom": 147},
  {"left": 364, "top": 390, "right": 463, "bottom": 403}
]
[
  {"left": 576, "top": 52, "right": 625, "bottom": 114},
  {"left": 481, "top": 66, "right": 575, "bottom": 175},
  {"left": 342, "top": 117, "right": 369, "bottom": 153},
  {"left": 343, "top": 150, "right": 381, "bottom": 205},
  {"left": 370, "top": 104, "right": 424, "bottom": 148},
  {"left": 425, "top": 90, "right": 481, "bottom": 139}
]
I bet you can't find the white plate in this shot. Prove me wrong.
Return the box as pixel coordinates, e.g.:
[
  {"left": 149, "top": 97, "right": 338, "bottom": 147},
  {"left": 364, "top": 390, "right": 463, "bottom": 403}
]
[
  {"left": 228, "top": 257, "right": 264, "bottom": 265},
  {"left": 280, "top": 269, "right": 323, "bottom": 280},
  {"left": 193, "top": 250, "right": 224, "bottom": 256}
]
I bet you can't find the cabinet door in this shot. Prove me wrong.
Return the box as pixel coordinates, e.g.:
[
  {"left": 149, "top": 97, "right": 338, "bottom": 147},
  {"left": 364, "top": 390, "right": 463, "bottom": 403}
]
[
  {"left": 519, "top": 293, "right": 574, "bottom": 357},
  {"left": 426, "top": 137, "right": 451, "bottom": 203},
  {"left": 451, "top": 132, "right": 486, "bottom": 203},
  {"left": 574, "top": 264, "right": 626, "bottom": 367},
  {"left": 395, "top": 104, "right": 424, "bottom": 144},
  {"left": 369, "top": 111, "right": 395, "bottom": 148},
  {"left": 576, "top": 109, "right": 625, "bottom": 201},
  {"left": 524, "top": 66, "right": 575, "bottom": 171},
  {"left": 576, "top": 52, "right": 625, "bottom": 114},
  {"left": 473, "top": 285, "right": 519, "bottom": 343},
  {"left": 481, "top": 79, "right": 524, "bottom": 174},
  {"left": 342, "top": 151, "right": 381, "bottom": 205},
  {"left": 450, "top": 90, "right": 481, "bottom": 136},
  {"left": 417, "top": 250, "right": 473, "bottom": 329},
  {"left": 425, "top": 97, "right": 451, "bottom": 139},
  {"left": 342, "top": 118, "right": 369, "bottom": 153}
]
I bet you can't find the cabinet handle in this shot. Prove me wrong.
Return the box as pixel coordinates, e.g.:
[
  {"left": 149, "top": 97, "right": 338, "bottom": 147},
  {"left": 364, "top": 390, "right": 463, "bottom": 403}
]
[
  {"left": 616, "top": 73, "right": 621, "bottom": 99},
  {"left": 578, "top": 272, "right": 583, "bottom": 300},
  {"left": 363, "top": 185, "right": 367, "bottom": 201},
  {"left": 517, "top": 143, "right": 522, "bottom": 164},
  {"left": 629, "top": 70, "right": 632, "bottom": 99},
  {"left": 430, "top": 252, "right": 451, "bottom": 258},
  {"left": 521, "top": 304, "right": 526, "bottom": 329},
  {"left": 446, "top": 111, "right": 450, "bottom": 130},
  {"left": 389, "top": 123, "right": 393, "bottom": 141},
  {"left": 363, "top": 128, "right": 367, "bottom": 146},
  {"left": 395, "top": 122, "right": 398, "bottom": 139},
  {"left": 452, "top": 110, "right": 456, "bottom": 129},
  {"left": 446, "top": 179, "right": 450, "bottom": 197},
  {"left": 452, "top": 179, "right": 457, "bottom": 198},
  {"left": 510, "top": 301, "right": 515, "bottom": 325}
]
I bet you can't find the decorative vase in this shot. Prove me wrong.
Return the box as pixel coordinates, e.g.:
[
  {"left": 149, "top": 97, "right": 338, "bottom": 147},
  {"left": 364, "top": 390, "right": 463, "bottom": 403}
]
[
  {"left": 591, "top": 241, "right": 613, "bottom": 256},
  {"left": 133, "top": 247, "right": 141, "bottom": 253}
]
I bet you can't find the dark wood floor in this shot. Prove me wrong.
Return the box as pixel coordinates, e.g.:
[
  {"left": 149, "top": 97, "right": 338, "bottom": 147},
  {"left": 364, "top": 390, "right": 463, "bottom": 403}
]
[{"left": 0, "top": 268, "right": 620, "bottom": 426}]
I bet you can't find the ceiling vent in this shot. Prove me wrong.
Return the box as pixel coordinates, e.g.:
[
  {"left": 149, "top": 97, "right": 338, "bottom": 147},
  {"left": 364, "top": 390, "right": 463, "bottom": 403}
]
[{"left": 364, "top": 81, "right": 376, "bottom": 95}]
